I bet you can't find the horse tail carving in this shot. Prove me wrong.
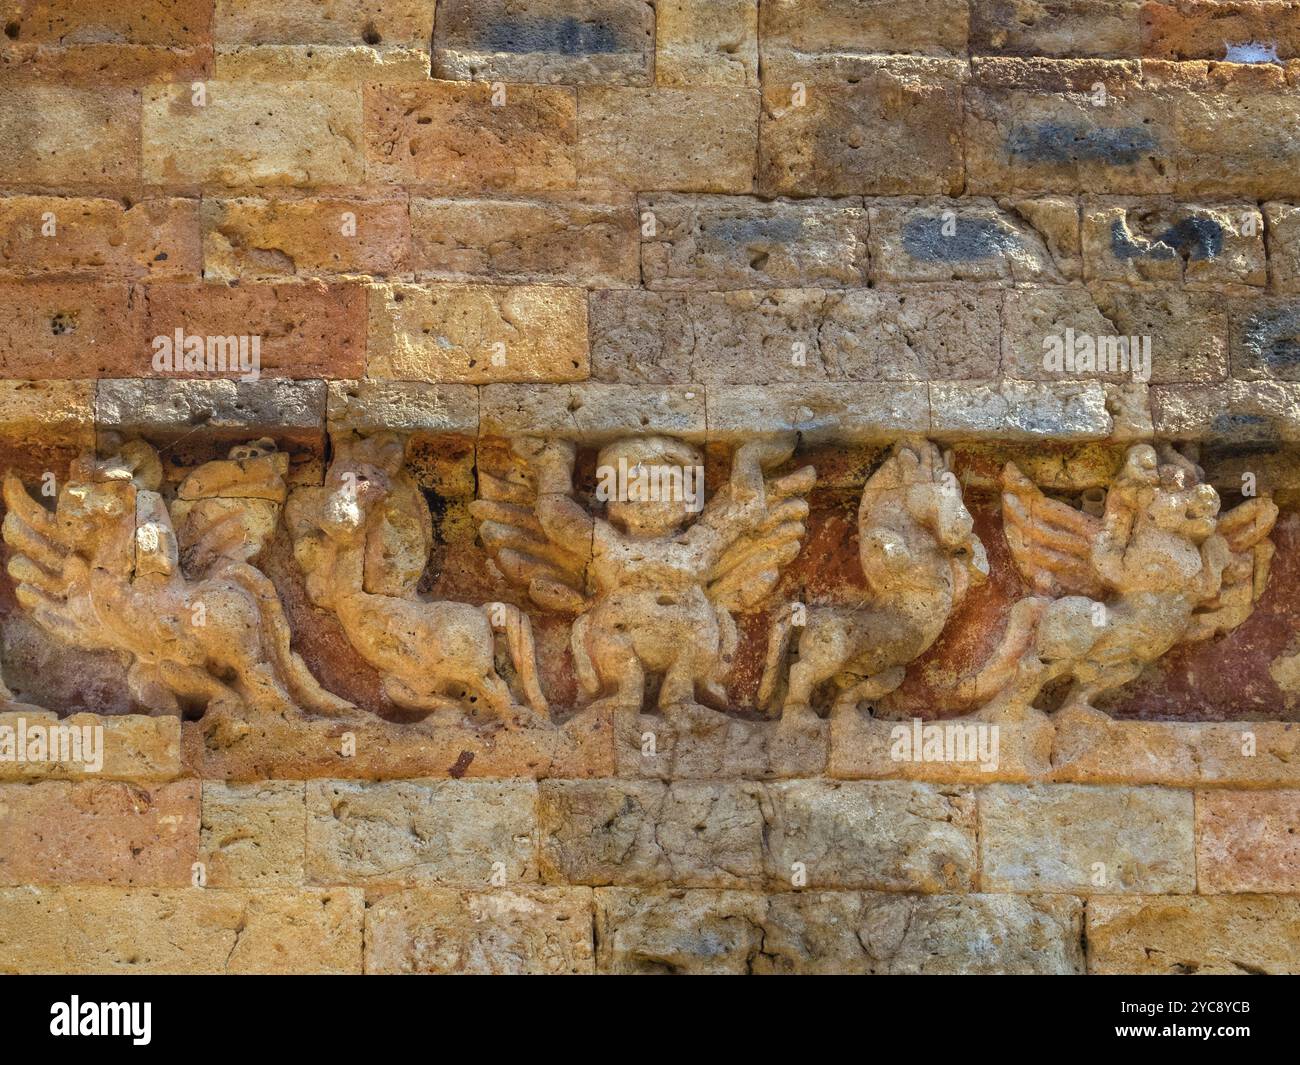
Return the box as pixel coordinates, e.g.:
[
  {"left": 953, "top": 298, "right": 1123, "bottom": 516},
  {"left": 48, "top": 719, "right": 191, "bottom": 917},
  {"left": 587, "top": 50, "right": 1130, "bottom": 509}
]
[
  {"left": 757, "top": 600, "right": 798, "bottom": 713},
  {"left": 486, "top": 601, "right": 549, "bottom": 716},
  {"left": 225, "top": 563, "right": 355, "bottom": 718}
]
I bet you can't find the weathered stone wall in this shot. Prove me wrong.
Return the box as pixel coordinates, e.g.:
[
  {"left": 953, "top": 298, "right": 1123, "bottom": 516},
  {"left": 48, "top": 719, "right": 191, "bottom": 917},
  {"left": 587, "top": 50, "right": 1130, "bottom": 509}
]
[{"left": 0, "top": 1, "right": 1298, "bottom": 975}]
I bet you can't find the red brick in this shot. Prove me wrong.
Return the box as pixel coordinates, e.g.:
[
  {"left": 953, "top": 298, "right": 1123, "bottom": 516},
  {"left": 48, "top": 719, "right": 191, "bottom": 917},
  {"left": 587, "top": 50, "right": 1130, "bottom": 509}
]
[
  {"left": 0, "top": 280, "right": 144, "bottom": 377},
  {"left": 0, "top": 196, "right": 200, "bottom": 281},
  {"left": 143, "top": 281, "right": 366, "bottom": 379}
]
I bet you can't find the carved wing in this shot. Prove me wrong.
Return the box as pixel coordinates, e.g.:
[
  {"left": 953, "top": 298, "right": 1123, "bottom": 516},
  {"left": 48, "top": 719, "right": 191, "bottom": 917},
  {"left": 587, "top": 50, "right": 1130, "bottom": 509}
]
[
  {"left": 1183, "top": 495, "right": 1279, "bottom": 643},
  {"left": 470, "top": 442, "right": 590, "bottom": 613},
  {"left": 1, "top": 474, "right": 96, "bottom": 645},
  {"left": 707, "top": 465, "right": 815, "bottom": 612},
  {"left": 1001, "top": 462, "right": 1106, "bottom": 600}
]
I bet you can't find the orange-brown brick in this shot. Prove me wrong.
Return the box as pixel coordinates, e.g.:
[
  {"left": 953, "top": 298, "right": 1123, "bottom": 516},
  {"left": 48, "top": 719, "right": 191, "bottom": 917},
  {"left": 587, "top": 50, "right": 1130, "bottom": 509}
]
[
  {"left": 1197, "top": 790, "right": 1300, "bottom": 893},
  {"left": 144, "top": 281, "right": 366, "bottom": 378},
  {"left": 0, "top": 780, "right": 199, "bottom": 887},
  {"left": 0, "top": 280, "right": 144, "bottom": 377},
  {"left": 0, "top": 0, "right": 212, "bottom": 83},
  {"left": 1143, "top": 0, "right": 1300, "bottom": 59},
  {"left": 202, "top": 195, "right": 411, "bottom": 280},
  {"left": 0, "top": 196, "right": 200, "bottom": 281},
  {"left": 365, "top": 82, "right": 578, "bottom": 190}
]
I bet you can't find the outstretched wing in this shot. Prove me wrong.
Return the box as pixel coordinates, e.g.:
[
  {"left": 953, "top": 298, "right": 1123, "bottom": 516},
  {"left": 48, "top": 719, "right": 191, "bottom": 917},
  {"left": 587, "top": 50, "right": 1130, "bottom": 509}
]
[
  {"left": 470, "top": 442, "right": 589, "bottom": 613},
  {"left": 1, "top": 474, "right": 91, "bottom": 644},
  {"left": 1184, "top": 495, "right": 1278, "bottom": 643},
  {"left": 1001, "top": 462, "right": 1105, "bottom": 600},
  {"left": 707, "top": 465, "right": 815, "bottom": 612}
]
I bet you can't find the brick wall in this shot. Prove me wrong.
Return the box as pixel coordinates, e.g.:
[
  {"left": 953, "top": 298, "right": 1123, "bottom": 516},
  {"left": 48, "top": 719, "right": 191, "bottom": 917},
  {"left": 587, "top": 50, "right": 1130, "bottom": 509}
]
[{"left": 0, "top": 1, "right": 1297, "bottom": 975}]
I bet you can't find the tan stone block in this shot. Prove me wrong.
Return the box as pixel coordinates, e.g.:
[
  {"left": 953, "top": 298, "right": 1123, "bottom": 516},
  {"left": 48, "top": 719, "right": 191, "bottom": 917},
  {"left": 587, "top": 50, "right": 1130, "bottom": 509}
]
[
  {"left": 613, "top": 705, "right": 828, "bottom": 779},
  {"left": 410, "top": 195, "right": 639, "bottom": 287},
  {"left": 480, "top": 381, "right": 706, "bottom": 441},
  {"left": 760, "top": 891, "right": 1085, "bottom": 974},
  {"left": 201, "top": 782, "right": 305, "bottom": 888},
  {"left": 143, "top": 82, "right": 363, "bottom": 187},
  {"left": 767, "top": 780, "right": 977, "bottom": 891},
  {"left": 761, "top": 0, "right": 969, "bottom": 57},
  {"left": 930, "top": 379, "right": 1116, "bottom": 441},
  {"left": 1142, "top": 0, "right": 1300, "bottom": 60},
  {"left": 214, "top": 0, "right": 433, "bottom": 47},
  {"left": 592, "top": 289, "right": 1000, "bottom": 383},
  {"left": 641, "top": 195, "right": 868, "bottom": 289},
  {"left": 95, "top": 378, "right": 326, "bottom": 450},
  {"left": 0, "top": 379, "right": 95, "bottom": 481},
  {"left": 1224, "top": 378, "right": 1300, "bottom": 442},
  {"left": 0, "top": 47, "right": 208, "bottom": 87},
  {"left": 869, "top": 197, "right": 1077, "bottom": 283},
  {"left": 0, "top": 281, "right": 144, "bottom": 378},
  {"left": 1231, "top": 295, "right": 1300, "bottom": 382},
  {"left": 656, "top": 0, "right": 758, "bottom": 87},
  {"left": 539, "top": 780, "right": 767, "bottom": 887},
  {"left": 829, "top": 713, "right": 1054, "bottom": 782},
  {"left": 1087, "top": 894, "right": 1300, "bottom": 974},
  {"left": 588, "top": 290, "right": 696, "bottom": 381},
  {"left": 0, "top": 88, "right": 140, "bottom": 187},
  {"left": 202, "top": 196, "right": 410, "bottom": 280},
  {"left": 1196, "top": 790, "right": 1300, "bottom": 893},
  {"left": 708, "top": 382, "right": 931, "bottom": 443},
  {"left": 187, "top": 707, "right": 615, "bottom": 781},
  {"left": 368, "top": 282, "right": 588, "bottom": 383},
  {"left": 434, "top": 0, "right": 654, "bottom": 85},
  {"left": 212, "top": 0, "right": 431, "bottom": 81},
  {"left": 594, "top": 887, "right": 767, "bottom": 973},
  {"left": 365, "top": 887, "right": 595, "bottom": 973},
  {"left": 0, "top": 0, "right": 211, "bottom": 47},
  {"left": 999, "top": 284, "right": 1225, "bottom": 384},
  {"left": 327, "top": 380, "right": 479, "bottom": 436},
  {"left": 0, "top": 0, "right": 210, "bottom": 83},
  {"left": 1265, "top": 202, "right": 1300, "bottom": 293},
  {"left": 1053, "top": 718, "right": 1300, "bottom": 787},
  {"left": 365, "top": 82, "right": 577, "bottom": 191},
  {"left": 578, "top": 87, "right": 758, "bottom": 193},
  {"left": 760, "top": 63, "right": 965, "bottom": 196},
  {"left": 0, "top": 712, "right": 181, "bottom": 783},
  {"left": 1167, "top": 67, "right": 1300, "bottom": 199},
  {"left": 972, "top": 0, "right": 1142, "bottom": 56},
  {"left": 1082, "top": 198, "right": 1264, "bottom": 286},
  {"left": 0, "top": 780, "right": 197, "bottom": 887},
  {"left": 306, "top": 780, "right": 539, "bottom": 887},
  {"left": 213, "top": 45, "right": 430, "bottom": 81},
  {"left": 144, "top": 280, "right": 366, "bottom": 379},
  {"left": 1089, "top": 284, "right": 1230, "bottom": 383},
  {"left": 980, "top": 784, "right": 1196, "bottom": 894},
  {"left": 0, "top": 197, "right": 199, "bottom": 281},
  {"left": 965, "top": 59, "right": 1174, "bottom": 195},
  {"left": 0, "top": 886, "right": 363, "bottom": 974}
]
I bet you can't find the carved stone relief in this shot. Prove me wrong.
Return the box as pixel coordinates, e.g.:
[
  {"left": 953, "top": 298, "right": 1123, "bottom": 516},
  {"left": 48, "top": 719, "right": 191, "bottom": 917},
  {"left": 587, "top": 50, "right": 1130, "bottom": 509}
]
[{"left": 0, "top": 435, "right": 1282, "bottom": 733}]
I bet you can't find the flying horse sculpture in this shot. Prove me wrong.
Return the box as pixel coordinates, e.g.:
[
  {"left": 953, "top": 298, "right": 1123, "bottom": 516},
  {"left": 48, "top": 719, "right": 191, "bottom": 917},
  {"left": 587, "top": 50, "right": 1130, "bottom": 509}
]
[
  {"left": 759, "top": 439, "right": 988, "bottom": 725},
  {"left": 2, "top": 440, "right": 352, "bottom": 719},
  {"left": 287, "top": 433, "right": 549, "bottom": 726}
]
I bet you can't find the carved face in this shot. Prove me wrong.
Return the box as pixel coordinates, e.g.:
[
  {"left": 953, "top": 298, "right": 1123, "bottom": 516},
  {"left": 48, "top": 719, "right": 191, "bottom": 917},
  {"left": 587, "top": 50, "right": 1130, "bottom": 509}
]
[
  {"left": 1121, "top": 444, "right": 1161, "bottom": 488},
  {"left": 907, "top": 478, "right": 975, "bottom": 552},
  {"left": 1150, "top": 482, "right": 1220, "bottom": 543},
  {"left": 322, "top": 462, "right": 393, "bottom": 534},
  {"left": 598, "top": 437, "right": 704, "bottom": 540}
]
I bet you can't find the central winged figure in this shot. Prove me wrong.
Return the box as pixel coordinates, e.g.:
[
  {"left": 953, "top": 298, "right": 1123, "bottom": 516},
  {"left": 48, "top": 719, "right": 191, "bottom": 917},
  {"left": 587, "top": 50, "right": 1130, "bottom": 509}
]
[
  {"left": 472, "top": 434, "right": 815, "bottom": 723},
  {"left": 963, "top": 443, "right": 1278, "bottom": 722}
]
